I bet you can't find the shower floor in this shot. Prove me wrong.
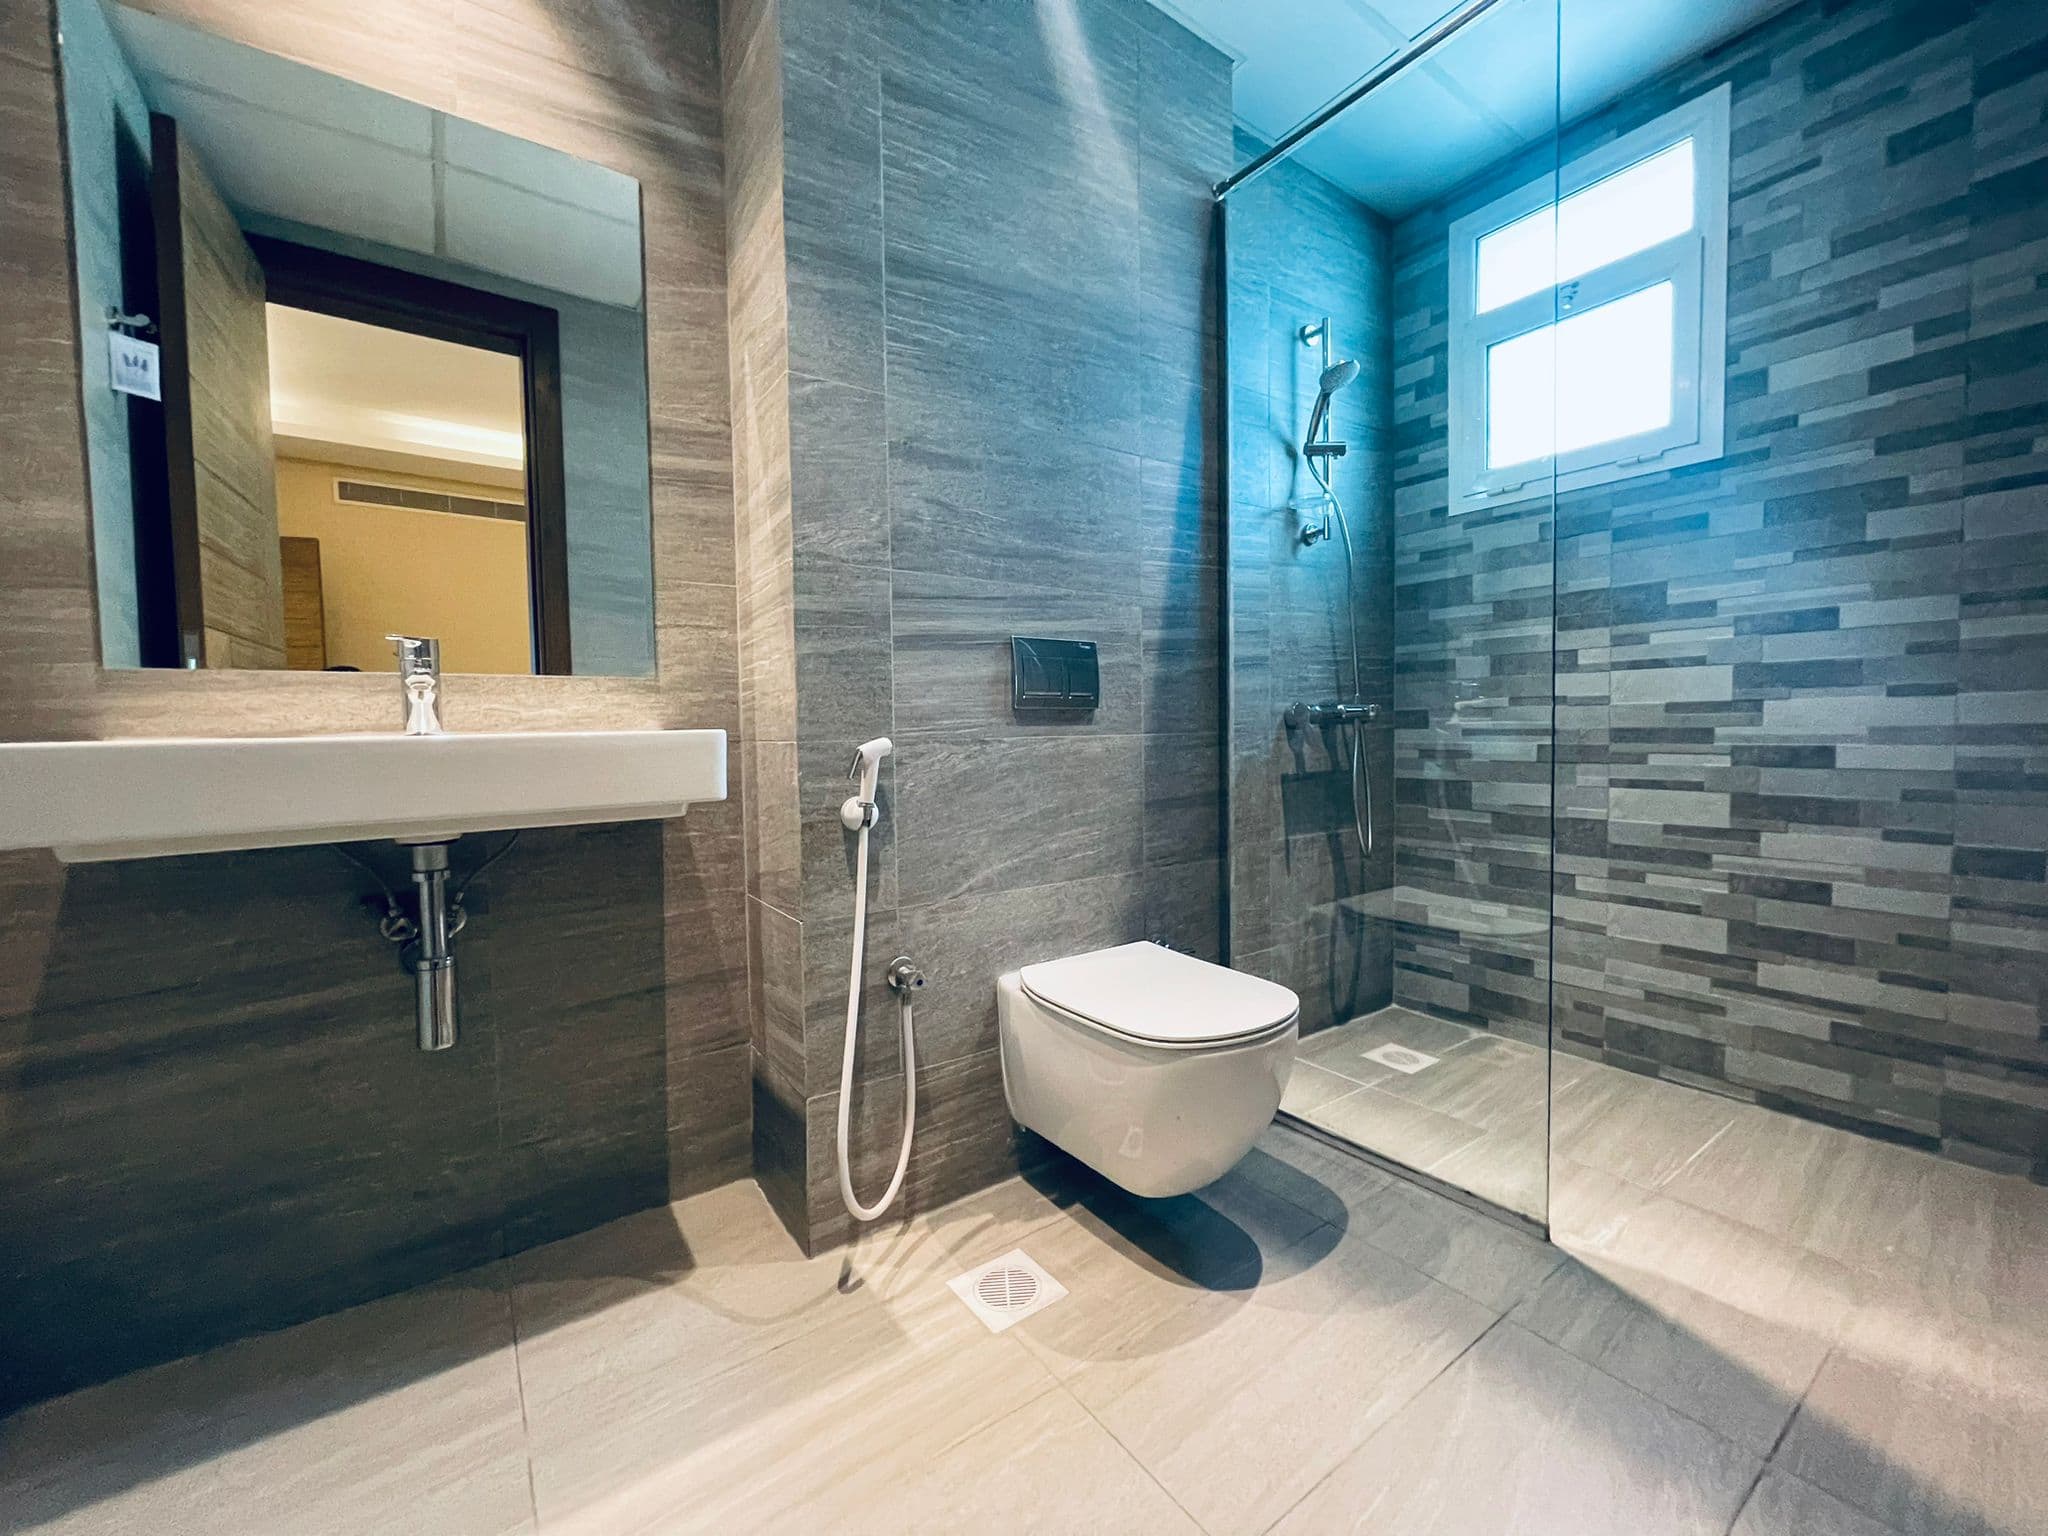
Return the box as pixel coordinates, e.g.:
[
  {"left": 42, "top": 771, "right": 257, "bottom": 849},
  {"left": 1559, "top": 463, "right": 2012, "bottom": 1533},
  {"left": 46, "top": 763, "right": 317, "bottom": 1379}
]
[{"left": 1286, "top": 1006, "right": 1568, "bottom": 1219}]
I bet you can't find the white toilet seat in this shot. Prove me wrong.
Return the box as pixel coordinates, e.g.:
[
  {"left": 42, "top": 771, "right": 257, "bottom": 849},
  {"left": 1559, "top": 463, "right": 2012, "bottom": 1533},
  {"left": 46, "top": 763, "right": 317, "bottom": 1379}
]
[
  {"left": 1018, "top": 941, "right": 1300, "bottom": 1048},
  {"left": 1018, "top": 986, "right": 1299, "bottom": 1052}
]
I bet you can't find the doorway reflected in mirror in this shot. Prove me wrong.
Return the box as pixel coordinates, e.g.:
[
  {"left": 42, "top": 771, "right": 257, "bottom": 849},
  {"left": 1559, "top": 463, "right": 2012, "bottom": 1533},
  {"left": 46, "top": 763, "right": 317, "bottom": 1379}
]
[{"left": 55, "top": 0, "right": 657, "bottom": 675}]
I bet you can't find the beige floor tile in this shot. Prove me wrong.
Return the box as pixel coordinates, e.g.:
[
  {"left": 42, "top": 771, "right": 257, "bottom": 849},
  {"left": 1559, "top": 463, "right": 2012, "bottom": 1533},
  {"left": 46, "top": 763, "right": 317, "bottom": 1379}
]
[
  {"left": 821, "top": 1387, "right": 1202, "bottom": 1536},
  {"left": 1297, "top": 1009, "right": 1483, "bottom": 1084},
  {"left": 1775, "top": 1345, "right": 2048, "bottom": 1536},
  {"left": 1509, "top": 1190, "right": 1856, "bottom": 1453},
  {"left": 16, "top": 1112, "right": 2041, "bottom": 1536},
  {"left": 1662, "top": 1102, "right": 2048, "bottom": 1309},
  {"left": 1239, "top": 1126, "right": 1559, "bottom": 1314},
  {"left": 1301, "top": 1085, "right": 1486, "bottom": 1172},
  {"left": 1834, "top": 1264, "right": 2048, "bottom": 1417},
  {"left": 1731, "top": 1470, "right": 1906, "bottom": 1536},
  {"left": 1352, "top": 1179, "right": 1560, "bottom": 1313},
  {"left": 1238, "top": 1121, "right": 1401, "bottom": 1208},
  {"left": 1548, "top": 1156, "right": 1657, "bottom": 1251},
  {"left": 1268, "top": 1322, "right": 1760, "bottom": 1536},
  {"left": 511, "top": 1173, "right": 1072, "bottom": 1415},
  {"left": 1378, "top": 1036, "right": 1552, "bottom": 1130},
  {"left": 838, "top": 1170, "right": 1079, "bottom": 1311},
  {"left": 532, "top": 1283, "right": 1055, "bottom": 1535},
  {"left": 1035, "top": 1222, "right": 1495, "bottom": 1536},
  {"left": 1549, "top": 1063, "right": 1741, "bottom": 1189},
  {"left": 1424, "top": 1108, "right": 1548, "bottom": 1220},
  {"left": 988, "top": 1174, "right": 1336, "bottom": 1391},
  {"left": 1282, "top": 1060, "right": 1373, "bottom": 1115},
  {"left": 1, "top": 1272, "right": 532, "bottom": 1536},
  {"left": 1656, "top": 1102, "right": 1852, "bottom": 1244},
  {"left": 508, "top": 1181, "right": 843, "bottom": 1411}
]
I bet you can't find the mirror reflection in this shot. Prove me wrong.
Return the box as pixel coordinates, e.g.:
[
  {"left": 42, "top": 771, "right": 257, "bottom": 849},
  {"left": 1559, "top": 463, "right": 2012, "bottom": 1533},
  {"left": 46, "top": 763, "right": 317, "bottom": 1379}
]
[{"left": 58, "top": 0, "right": 656, "bottom": 675}]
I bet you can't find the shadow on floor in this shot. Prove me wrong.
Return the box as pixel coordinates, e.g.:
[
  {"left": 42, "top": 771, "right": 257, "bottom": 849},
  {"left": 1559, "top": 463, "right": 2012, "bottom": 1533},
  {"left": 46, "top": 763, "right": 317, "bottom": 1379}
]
[
  {"left": 1, "top": 1129, "right": 2035, "bottom": 1536},
  {"left": 1024, "top": 1145, "right": 1349, "bottom": 1292}
]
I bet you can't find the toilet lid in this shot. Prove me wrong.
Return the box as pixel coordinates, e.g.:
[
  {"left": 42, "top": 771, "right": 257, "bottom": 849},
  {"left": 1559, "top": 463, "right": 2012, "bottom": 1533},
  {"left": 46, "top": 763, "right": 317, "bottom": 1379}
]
[{"left": 1018, "top": 942, "right": 1300, "bottom": 1047}]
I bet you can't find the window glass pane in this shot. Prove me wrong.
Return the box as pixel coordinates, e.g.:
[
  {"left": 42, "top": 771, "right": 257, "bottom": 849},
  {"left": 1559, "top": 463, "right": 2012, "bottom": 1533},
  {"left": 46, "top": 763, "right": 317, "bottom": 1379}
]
[
  {"left": 1476, "top": 204, "right": 1555, "bottom": 314},
  {"left": 1486, "top": 323, "right": 1555, "bottom": 471},
  {"left": 1556, "top": 140, "right": 1694, "bottom": 290},
  {"left": 1486, "top": 282, "right": 1676, "bottom": 470},
  {"left": 1556, "top": 282, "right": 1673, "bottom": 455},
  {"left": 1476, "top": 139, "right": 1696, "bottom": 313}
]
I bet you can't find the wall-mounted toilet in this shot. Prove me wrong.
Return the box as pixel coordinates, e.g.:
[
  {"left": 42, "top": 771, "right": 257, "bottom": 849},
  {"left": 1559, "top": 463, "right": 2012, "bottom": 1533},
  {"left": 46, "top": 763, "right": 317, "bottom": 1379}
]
[{"left": 997, "top": 941, "right": 1301, "bottom": 1198}]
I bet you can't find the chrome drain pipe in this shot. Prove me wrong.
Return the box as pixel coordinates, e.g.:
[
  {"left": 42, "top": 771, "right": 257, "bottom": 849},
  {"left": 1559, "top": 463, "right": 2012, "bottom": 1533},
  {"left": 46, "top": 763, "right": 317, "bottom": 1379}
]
[{"left": 409, "top": 841, "right": 457, "bottom": 1051}]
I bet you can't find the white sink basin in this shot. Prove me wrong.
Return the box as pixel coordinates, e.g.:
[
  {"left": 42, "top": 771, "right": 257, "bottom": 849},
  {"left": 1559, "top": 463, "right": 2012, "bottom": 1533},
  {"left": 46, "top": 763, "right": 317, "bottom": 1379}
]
[{"left": 0, "top": 729, "right": 727, "bottom": 862}]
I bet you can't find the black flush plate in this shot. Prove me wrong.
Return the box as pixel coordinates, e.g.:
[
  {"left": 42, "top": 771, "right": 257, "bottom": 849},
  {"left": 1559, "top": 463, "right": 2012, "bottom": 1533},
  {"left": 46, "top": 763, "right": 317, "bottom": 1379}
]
[{"left": 1011, "top": 636, "right": 1100, "bottom": 712}]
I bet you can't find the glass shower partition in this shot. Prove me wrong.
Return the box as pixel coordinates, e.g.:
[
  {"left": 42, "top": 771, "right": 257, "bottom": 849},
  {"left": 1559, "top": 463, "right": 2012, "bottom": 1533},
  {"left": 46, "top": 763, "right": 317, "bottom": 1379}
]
[{"left": 1221, "top": 0, "right": 1562, "bottom": 1227}]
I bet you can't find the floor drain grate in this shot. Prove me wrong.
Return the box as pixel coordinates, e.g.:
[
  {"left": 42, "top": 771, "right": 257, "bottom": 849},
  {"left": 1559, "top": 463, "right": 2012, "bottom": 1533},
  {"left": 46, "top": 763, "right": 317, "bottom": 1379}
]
[
  {"left": 948, "top": 1249, "right": 1067, "bottom": 1334},
  {"left": 978, "top": 1266, "right": 1039, "bottom": 1311},
  {"left": 1365, "top": 1042, "right": 1440, "bottom": 1074}
]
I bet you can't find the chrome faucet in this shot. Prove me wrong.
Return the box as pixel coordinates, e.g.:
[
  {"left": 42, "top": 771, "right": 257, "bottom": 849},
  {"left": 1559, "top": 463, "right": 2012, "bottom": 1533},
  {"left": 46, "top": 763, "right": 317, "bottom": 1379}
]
[{"left": 387, "top": 635, "right": 444, "bottom": 735}]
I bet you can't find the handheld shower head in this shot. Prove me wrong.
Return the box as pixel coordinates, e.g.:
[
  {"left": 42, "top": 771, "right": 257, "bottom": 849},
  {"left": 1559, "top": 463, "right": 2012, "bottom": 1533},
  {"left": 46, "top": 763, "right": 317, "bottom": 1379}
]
[
  {"left": 1303, "top": 356, "right": 1359, "bottom": 459},
  {"left": 1320, "top": 358, "right": 1361, "bottom": 395}
]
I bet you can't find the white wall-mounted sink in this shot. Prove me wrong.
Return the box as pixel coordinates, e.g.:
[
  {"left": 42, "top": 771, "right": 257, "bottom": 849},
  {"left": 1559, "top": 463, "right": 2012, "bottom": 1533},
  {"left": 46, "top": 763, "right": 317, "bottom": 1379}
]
[{"left": 0, "top": 729, "right": 726, "bottom": 862}]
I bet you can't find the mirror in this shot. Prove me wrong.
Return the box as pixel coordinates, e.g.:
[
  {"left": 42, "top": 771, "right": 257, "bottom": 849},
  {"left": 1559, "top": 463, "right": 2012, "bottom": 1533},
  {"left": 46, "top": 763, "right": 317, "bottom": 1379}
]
[{"left": 56, "top": 0, "right": 657, "bottom": 676}]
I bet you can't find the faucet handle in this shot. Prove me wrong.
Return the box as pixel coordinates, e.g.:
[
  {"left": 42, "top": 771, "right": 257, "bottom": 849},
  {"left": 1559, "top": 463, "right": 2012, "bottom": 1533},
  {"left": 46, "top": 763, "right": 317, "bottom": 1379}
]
[
  {"left": 387, "top": 636, "right": 443, "bottom": 735},
  {"left": 387, "top": 634, "right": 441, "bottom": 675}
]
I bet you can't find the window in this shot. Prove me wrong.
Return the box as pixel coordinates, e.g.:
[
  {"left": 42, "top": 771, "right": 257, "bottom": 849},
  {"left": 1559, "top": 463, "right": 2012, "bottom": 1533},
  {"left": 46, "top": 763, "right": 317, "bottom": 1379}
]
[{"left": 1448, "top": 85, "right": 1730, "bottom": 506}]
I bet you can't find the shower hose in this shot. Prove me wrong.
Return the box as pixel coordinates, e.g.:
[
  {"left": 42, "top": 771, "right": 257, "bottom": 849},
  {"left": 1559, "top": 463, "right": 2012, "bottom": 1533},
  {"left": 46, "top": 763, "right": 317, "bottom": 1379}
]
[
  {"left": 836, "top": 807, "right": 916, "bottom": 1221},
  {"left": 1311, "top": 459, "right": 1375, "bottom": 860}
]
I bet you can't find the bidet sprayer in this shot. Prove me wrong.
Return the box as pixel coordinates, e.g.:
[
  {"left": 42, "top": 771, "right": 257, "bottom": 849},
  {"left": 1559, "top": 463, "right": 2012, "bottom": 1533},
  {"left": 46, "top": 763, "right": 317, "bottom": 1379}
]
[{"left": 841, "top": 736, "right": 894, "bottom": 830}]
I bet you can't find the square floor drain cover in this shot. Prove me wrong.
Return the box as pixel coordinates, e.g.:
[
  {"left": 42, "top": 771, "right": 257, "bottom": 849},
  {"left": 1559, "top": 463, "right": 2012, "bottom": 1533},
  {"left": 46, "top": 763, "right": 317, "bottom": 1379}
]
[
  {"left": 947, "top": 1249, "right": 1067, "bottom": 1334},
  {"left": 1365, "top": 1042, "right": 1439, "bottom": 1074}
]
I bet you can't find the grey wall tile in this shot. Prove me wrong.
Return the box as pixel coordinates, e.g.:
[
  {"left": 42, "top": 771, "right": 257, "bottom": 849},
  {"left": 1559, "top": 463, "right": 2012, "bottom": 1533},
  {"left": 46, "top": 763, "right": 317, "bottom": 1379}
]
[
  {"left": 894, "top": 734, "right": 1146, "bottom": 908},
  {"left": 898, "top": 871, "right": 1146, "bottom": 1071},
  {"left": 744, "top": 0, "right": 1231, "bottom": 1249}
]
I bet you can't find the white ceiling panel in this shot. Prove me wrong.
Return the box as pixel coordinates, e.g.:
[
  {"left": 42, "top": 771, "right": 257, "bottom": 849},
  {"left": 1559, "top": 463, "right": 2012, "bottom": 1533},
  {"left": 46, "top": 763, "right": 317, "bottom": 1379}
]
[
  {"left": 110, "top": 5, "right": 432, "bottom": 152},
  {"left": 441, "top": 170, "right": 643, "bottom": 309},
  {"left": 149, "top": 82, "right": 437, "bottom": 255},
  {"left": 1287, "top": 67, "right": 1517, "bottom": 217},
  {"left": 1154, "top": 0, "right": 1801, "bottom": 215},
  {"left": 104, "top": 0, "right": 642, "bottom": 309},
  {"left": 442, "top": 116, "right": 640, "bottom": 224}
]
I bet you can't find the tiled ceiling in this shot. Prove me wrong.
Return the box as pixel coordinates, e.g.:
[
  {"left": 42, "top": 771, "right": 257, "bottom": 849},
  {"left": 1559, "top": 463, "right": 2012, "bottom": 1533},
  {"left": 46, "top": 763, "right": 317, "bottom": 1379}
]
[
  {"left": 1150, "top": 0, "right": 1800, "bottom": 215},
  {"left": 107, "top": 4, "right": 643, "bottom": 308}
]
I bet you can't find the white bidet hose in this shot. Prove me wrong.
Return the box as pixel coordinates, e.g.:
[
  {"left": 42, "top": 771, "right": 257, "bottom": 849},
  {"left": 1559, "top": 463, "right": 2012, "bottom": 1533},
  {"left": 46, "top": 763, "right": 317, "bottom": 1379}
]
[{"left": 836, "top": 737, "right": 917, "bottom": 1221}]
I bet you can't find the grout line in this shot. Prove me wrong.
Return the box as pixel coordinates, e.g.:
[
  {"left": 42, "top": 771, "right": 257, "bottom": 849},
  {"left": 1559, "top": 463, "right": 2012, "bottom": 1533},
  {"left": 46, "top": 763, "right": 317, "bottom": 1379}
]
[
  {"left": 502, "top": 1277, "right": 541, "bottom": 1531},
  {"left": 1255, "top": 1312, "right": 1512, "bottom": 1536},
  {"left": 1058, "top": 1379, "right": 1221, "bottom": 1535},
  {"left": 1717, "top": 1364, "right": 1820, "bottom": 1536}
]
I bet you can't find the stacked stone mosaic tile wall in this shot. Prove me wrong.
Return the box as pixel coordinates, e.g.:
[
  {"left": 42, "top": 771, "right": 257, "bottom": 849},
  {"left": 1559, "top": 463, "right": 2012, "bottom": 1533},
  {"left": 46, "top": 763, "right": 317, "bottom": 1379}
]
[{"left": 1389, "top": 0, "right": 2048, "bottom": 1177}]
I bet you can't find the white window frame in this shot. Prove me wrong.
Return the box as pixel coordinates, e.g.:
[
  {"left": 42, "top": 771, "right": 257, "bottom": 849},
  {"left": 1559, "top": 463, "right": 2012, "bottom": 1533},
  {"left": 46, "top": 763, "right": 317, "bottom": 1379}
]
[{"left": 1447, "top": 83, "right": 1731, "bottom": 508}]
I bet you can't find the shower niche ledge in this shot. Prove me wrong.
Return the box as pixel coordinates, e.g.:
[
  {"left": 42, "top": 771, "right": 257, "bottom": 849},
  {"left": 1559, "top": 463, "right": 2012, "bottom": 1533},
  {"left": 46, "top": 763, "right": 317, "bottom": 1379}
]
[{"left": 0, "top": 728, "right": 727, "bottom": 862}]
